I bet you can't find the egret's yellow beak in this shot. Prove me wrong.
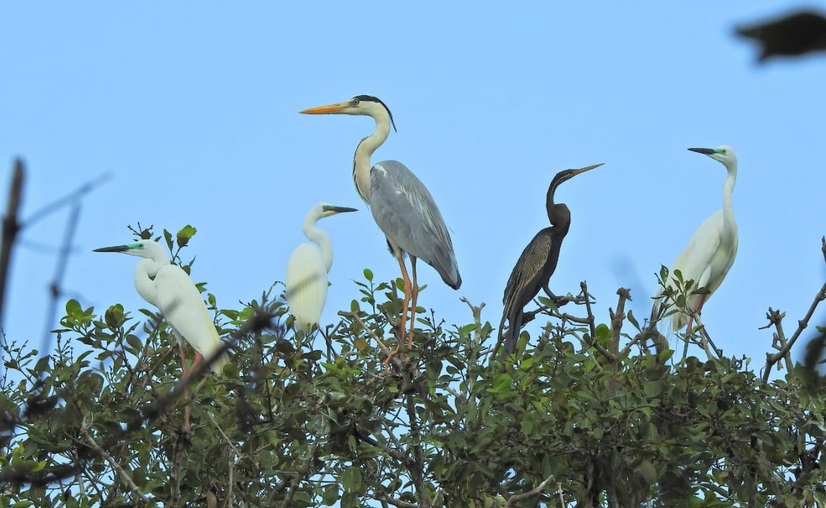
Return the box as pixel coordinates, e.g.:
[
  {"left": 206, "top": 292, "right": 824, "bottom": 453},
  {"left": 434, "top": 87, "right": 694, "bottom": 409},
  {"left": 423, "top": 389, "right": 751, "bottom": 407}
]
[{"left": 299, "top": 102, "right": 348, "bottom": 115}]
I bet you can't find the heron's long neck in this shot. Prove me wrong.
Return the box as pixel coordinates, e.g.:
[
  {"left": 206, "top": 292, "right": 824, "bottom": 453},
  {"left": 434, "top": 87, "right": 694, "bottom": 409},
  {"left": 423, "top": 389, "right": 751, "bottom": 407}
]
[
  {"left": 304, "top": 217, "right": 334, "bottom": 273},
  {"left": 722, "top": 163, "right": 737, "bottom": 239},
  {"left": 352, "top": 114, "right": 390, "bottom": 202},
  {"left": 134, "top": 259, "right": 160, "bottom": 307}
]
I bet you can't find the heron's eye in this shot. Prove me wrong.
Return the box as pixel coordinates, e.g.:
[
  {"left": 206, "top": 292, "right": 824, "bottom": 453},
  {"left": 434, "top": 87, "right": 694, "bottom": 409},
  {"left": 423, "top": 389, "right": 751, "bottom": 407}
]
[
  {"left": 352, "top": 98, "right": 360, "bottom": 106},
  {"left": 720, "top": 148, "right": 727, "bottom": 155}
]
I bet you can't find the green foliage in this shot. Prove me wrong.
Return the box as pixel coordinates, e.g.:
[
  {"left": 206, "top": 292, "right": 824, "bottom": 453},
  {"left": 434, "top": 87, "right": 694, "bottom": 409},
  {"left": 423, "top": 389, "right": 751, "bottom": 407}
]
[{"left": 1, "top": 266, "right": 825, "bottom": 506}]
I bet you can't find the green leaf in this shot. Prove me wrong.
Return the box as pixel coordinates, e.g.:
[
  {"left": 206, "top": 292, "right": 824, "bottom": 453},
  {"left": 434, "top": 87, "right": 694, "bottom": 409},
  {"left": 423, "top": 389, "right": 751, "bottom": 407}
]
[
  {"left": 363, "top": 268, "right": 373, "bottom": 282},
  {"left": 489, "top": 373, "right": 513, "bottom": 393},
  {"left": 176, "top": 224, "right": 197, "bottom": 248},
  {"left": 341, "top": 466, "right": 362, "bottom": 493},
  {"left": 65, "top": 299, "right": 82, "bottom": 317}
]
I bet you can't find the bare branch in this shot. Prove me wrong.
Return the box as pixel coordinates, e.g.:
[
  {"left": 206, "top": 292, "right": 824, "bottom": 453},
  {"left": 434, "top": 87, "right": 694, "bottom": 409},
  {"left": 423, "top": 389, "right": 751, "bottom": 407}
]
[
  {"left": 504, "top": 474, "right": 557, "bottom": 507},
  {"left": 0, "top": 159, "right": 25, "bottom": 332},
  {"left": 80, "top": 427, "right": 148, "bottom": 503},
  {"left": 763, "top": 280, "right": 826, "bottom": 383}
]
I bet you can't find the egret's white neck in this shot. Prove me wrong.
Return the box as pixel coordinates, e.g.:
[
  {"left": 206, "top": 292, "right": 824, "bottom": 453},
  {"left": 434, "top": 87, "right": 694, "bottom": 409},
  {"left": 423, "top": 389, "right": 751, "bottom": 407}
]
[
  {"left": 721, "top": 161, "right": 737, "bottom": 239},
  {"left": 352, "top": 113, "right": 391, "bottom": 202},
  {"left": 134, "top": 258, "right": 161, "bottom": 307},
  {"left": 304, "top": 216, "right": 334, "bottom": 273}
]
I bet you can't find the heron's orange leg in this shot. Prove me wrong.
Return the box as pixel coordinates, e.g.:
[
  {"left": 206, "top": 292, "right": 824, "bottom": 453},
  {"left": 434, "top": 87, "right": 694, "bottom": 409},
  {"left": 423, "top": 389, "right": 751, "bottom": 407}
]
[
  {"left": 384, "top": 256, "right": 412, "bottom": 367},
  {"left": 408, "top": 258, "right": 419, "bottom": 349}
]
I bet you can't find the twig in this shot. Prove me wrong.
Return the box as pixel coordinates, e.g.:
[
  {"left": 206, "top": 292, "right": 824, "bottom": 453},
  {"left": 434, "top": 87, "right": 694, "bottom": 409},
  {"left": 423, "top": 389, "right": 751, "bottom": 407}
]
[
  {"left": 40, "top": 201, "right": 81, "bottom": 354},
  {"left": 609, "top": 288, "right": 631, "bottom": 358},
  {"left": 0, "top": 159, "right": 24, "bottom": 333},
  {"left": 206, "top": 412, "right": 238, "bottom": 506},
  {"left": 80, "top": 427, "right": 148, "bottom": 503},
  {"left": 460, "top": 297, "right": 485, "bottom": 395},
  {"left": 504, "top": 474, "right": 557, "bottom": 507},
  {"left": 350, "top": 311, "right": 406, "bottom": 372},
  {"left": 580, "top": 282, "right": 597, "bottom": 340},
  {"left": 763, "top": 280, "right": 826, "bottom": 383}
]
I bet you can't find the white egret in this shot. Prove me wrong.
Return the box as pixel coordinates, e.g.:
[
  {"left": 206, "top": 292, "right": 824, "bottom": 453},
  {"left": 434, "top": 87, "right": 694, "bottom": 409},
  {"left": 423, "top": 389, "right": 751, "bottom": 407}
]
[
  {"left": 497, "top": 164, "right": 603, "bottom": 358},
  {"left": 94, "top": 239, "right": 228, "bottom": 430},
  {"left": 663, "top": 146, "right": 738, "bottom": 333},
  {"left": 300, "top": 95, "right": 461, "bottom": 358},
  {"left": 285, "top": 203, "right": 357, "bottom": 331}
]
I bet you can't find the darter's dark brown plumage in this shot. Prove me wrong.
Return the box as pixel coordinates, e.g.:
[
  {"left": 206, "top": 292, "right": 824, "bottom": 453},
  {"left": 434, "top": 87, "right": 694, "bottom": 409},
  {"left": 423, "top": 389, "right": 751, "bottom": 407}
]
[{"left": 497, "top": 163, "right": 603, "bottom": 357}]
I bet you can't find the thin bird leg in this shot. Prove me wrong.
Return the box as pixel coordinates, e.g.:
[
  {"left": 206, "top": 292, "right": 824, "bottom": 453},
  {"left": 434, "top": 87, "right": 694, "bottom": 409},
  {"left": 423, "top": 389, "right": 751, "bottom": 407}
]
[
  {"left": 408, "top": 257, "right": 419, "bottom": 349},
  {"left": 682, "top": 294, "right": 707, "bottom": 358},
  {"left": 190, "top": 351, "right": 204, "bottom": 371},
  {"left": 384, "top": 256, "right": 413, "bottom": 366}
]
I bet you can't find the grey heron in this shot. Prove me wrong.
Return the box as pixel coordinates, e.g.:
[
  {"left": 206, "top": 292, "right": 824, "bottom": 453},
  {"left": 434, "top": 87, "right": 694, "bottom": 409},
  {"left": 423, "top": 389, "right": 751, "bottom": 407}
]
[{"left": 300, "top": 95, "right": 461, "bottom": 359}]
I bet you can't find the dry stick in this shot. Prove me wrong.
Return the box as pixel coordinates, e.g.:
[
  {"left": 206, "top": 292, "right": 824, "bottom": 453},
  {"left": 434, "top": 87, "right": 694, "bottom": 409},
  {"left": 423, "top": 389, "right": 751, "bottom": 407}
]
[
  {"left": 609, "top": 288, "right": 631, "bottom": 359},
  {"left": 762, "top": 280, "right": 826, "bottom": 384},
  {"left": 206, "top": 412, "right": 237, "bottom": 507},
  {"left": 40, "top": 201, "right": 81, "bottom": 353},
  {"left": 580, "top": 282, "right": 597, "bottom": 339},
  {"left": 504, "top": 474, "right": 557, "bottom": 507},
  {"left": 0, "top": 159, "right": 24, "bottom": 333},
  {"left": 80, "top": 428, "right": 149, "bottom": 504}
]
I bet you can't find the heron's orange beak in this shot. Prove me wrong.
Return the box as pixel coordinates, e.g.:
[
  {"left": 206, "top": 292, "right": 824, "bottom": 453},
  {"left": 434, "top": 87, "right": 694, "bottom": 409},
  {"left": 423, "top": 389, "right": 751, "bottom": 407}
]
[{"left": 299, "top": 102, "right": 348, "bottom": 115}]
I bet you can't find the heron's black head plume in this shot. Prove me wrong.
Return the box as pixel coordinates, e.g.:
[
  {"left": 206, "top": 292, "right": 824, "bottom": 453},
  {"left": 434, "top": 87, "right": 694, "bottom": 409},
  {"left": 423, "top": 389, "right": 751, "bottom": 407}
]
[{"left": 354, "top": 95, "right": 397, "bottom": 132}]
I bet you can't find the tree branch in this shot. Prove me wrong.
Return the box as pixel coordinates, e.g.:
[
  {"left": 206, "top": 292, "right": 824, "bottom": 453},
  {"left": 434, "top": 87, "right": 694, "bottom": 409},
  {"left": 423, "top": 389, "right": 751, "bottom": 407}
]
[
  {"left": 504, "top": 474, "right": 557, "bottom": 507},
  {"left": 80, "top": 427, "right": 148, "bottom": 503}
]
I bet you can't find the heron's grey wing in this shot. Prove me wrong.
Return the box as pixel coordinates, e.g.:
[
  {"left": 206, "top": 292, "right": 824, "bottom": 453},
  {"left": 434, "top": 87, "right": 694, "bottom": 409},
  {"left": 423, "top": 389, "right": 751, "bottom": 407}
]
[{"left": 370, "top": 160, "right": 461, "bottom": 289}]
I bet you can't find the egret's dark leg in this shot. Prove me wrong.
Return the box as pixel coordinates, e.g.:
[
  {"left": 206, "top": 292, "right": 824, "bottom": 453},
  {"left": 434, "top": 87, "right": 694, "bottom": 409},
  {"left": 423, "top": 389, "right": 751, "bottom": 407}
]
[
  {"left": 384, "top": 256, "right": 413, "bottom": 366},
  {"left": 408, "top": 257, "right": 420, "bottom": 349}
]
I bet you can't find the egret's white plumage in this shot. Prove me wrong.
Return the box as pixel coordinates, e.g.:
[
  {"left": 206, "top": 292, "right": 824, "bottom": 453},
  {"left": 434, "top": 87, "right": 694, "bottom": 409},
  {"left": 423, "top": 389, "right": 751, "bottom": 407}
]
[
  {"left": 94, "top": 240, "right": 228, "bottom": 374},
  {"left": 285, "top": 203, "right": 357, "bottom": 331},
  {"left": 664, "top": 146, "right": 738, "bottom": 331}
]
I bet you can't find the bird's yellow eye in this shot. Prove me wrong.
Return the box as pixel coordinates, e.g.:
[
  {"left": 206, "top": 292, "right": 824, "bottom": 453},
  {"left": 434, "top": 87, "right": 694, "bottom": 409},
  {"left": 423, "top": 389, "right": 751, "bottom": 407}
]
[{"left": 351, "top": 98, "right": 360, "bottom": 106}]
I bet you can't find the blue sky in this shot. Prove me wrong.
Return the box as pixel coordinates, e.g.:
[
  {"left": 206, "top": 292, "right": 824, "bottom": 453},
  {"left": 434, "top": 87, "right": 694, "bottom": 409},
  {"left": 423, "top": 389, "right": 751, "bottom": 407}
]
[{"left": 2, "top": 2, "right": 826, "bottom": 371}]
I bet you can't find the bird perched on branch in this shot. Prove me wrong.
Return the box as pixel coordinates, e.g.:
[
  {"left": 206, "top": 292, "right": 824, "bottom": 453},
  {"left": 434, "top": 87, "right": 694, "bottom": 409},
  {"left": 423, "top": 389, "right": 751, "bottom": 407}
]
[
  {"left": 660, "top": 146, "right": 738, "bottom": 335},
  {"left": 496, "top": 163, "right": 603, "bottom": 358},
  {"left": 286, "top": 203, "right": 357, "bottom": 331},
  {"left": 94, "top": 239, "right": 228, "bottom": 431},
  {"left": 300, "top": 95, "right": 461, "bottom": 359}
]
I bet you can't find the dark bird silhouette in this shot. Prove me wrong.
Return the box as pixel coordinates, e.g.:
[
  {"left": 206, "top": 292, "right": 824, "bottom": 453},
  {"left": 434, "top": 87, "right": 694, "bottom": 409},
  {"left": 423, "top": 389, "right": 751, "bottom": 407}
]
[
  {"left": 736, "top": 10, "right": 826, "bottom": 62},
  {"left": 496, "top": 163, "right": 603, "bottom": 358}
]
